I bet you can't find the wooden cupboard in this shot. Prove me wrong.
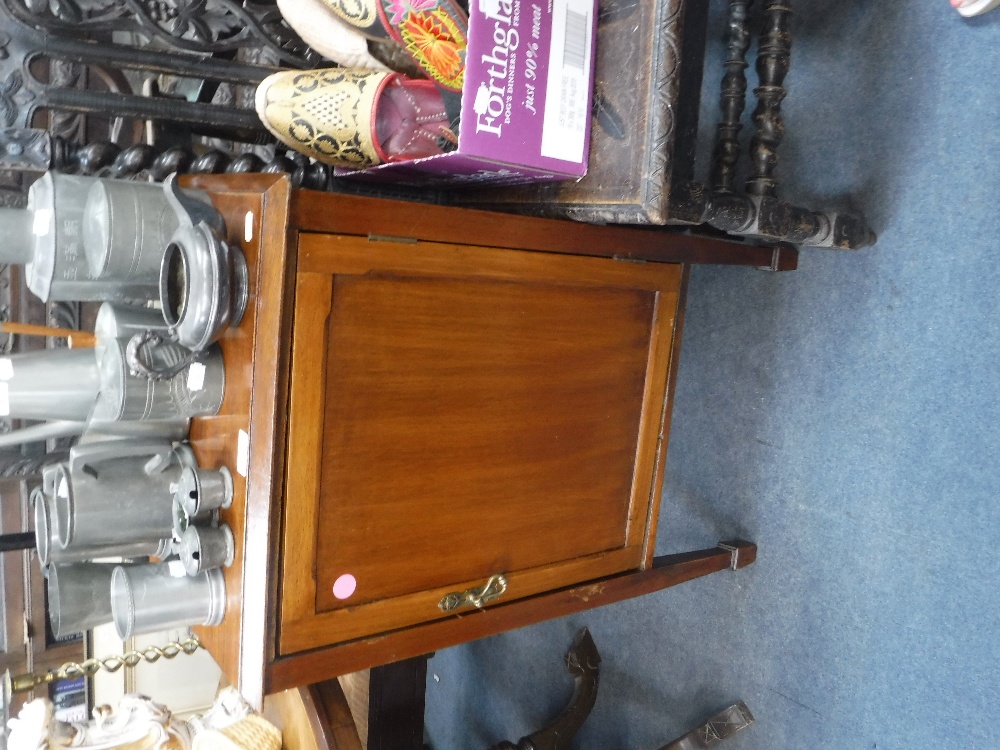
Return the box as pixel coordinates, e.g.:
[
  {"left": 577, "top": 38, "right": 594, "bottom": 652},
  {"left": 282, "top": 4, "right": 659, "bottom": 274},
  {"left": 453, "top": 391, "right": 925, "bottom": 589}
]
[{"left": 184, "top": 174, "right": 765, "bottom": 708}]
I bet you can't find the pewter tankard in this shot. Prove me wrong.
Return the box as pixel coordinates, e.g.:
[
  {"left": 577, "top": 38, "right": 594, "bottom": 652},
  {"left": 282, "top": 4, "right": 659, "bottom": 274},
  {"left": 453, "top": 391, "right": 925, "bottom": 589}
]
[
  {"left": 47, "top": 562, "right": 126, "bottom": 639},
  {"left": 111, "top": 563, "right": 225, "bottom": 638},
  {"left": 0, "top": 417, "right": 190, "bottom": 451},
  {"left": 0, "top": 348, "right": 100, "bottom": 422},
  {"left": 52, "top": 440, "right": 195, "bottom": 553},
  {"left": 93, "top": 302, "right": 170, "bottom": 363},
  {"left": 33, "top": 485, "right": 170, "bottom": 567},
  {"left": 91, "top": 340, "right": 225, "bottom": 423}
]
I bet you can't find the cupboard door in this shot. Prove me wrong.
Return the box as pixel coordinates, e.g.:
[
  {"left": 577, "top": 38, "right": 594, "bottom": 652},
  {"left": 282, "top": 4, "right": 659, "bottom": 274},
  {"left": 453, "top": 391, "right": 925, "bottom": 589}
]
[{"left": 280, "top": 235, "right": 682, "bottom": 654}]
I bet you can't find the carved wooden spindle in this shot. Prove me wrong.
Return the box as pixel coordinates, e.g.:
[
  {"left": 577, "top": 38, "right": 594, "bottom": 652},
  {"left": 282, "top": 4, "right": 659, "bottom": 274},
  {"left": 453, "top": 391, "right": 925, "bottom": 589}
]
[
  {"left": 747, "top": 0, "right": 792, "bottom": 198},
  {"left": 51, "top": 136, "right": 327, "bottom": 186},
  {"left": 188, "top": 149, "right": 230, "bottom": 174},
  {"left": 67, "top": 141, "right": 121, "bottom": 174},
  {"left": 149, "top": 147, "right": 194, "bottom": 181},
  {"left": 109, "top": 143, "right": 157, "bottom": 177},
  {"left": 711, "top": 0, "right": 754, "bottom": 194},
  {"left": 226, "top": 153, "right": 265, "bottom": 174}
]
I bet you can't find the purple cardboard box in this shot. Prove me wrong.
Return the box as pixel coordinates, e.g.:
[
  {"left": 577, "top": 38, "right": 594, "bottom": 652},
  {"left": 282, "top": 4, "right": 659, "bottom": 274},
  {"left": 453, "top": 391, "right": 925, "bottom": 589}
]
[{"left": 338, "top": 0, "right": 597, "bottom": 187}]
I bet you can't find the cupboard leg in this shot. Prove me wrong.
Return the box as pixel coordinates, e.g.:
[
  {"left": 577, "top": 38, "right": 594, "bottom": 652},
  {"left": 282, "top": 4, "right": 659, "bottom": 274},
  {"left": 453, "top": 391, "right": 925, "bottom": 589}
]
[{"left": 367, "top": 655, "right": 430, "bottom": 750}]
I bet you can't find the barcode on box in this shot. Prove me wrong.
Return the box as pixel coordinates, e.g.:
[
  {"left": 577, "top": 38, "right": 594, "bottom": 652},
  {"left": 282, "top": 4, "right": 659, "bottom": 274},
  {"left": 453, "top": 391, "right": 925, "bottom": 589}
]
[
  {"left": 540, "top": 0, "right": 594, "bottom": 163},
  {"left": 563, "top": 10, "right": 588, "bottom": 70}
]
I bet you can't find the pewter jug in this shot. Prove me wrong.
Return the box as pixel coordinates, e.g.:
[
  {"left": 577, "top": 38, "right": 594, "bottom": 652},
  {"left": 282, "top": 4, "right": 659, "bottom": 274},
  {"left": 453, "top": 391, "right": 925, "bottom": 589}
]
[
  {"left": 174, "top": 465, "right": 234, "bottom": 518},
  {"left": 0, "top": 172, "right": 204, "bottom": 303},
  {"left": 52, "top": 440, "right": 195, "bottom": 553},
  {"left": 83, "top": 179, "right": 209, "bottom": 300},
  {"left": 159, "top": 175, "right": 247, "bottom": 351},
  {"left": 171, "top": 465, "right": 231, "bottom": 535},
  {"left": 178, "top": 524, "right": 235, "bottom": 576}
]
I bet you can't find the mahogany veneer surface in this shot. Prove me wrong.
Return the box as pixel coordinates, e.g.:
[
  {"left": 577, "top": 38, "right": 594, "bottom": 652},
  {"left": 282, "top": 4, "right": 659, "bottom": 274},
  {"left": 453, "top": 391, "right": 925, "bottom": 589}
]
[{"left": 314, "top": 275, "right": 652, "bottom": 606}]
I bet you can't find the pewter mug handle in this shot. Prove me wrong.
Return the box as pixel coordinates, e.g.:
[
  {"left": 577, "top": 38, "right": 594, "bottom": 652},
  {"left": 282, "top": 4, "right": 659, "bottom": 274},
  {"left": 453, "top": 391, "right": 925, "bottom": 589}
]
[
  {"left": 68, "top": 439, "right": 174, "bottom": 479},
  {"left": 125, "top": 329, "right": 200, "bottom": 382},
  {"left": 158, "top": 174, "right": 247, "bottom": 353},
  {"left": 163, "top": 173, "right": 225, "bottom": 236}
]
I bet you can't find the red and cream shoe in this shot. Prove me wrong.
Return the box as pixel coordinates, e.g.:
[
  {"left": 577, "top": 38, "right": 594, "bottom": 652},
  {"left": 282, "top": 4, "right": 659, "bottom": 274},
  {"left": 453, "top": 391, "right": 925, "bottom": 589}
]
[{"left": 316, "top": 0, "right": 468, "bottom": 91}]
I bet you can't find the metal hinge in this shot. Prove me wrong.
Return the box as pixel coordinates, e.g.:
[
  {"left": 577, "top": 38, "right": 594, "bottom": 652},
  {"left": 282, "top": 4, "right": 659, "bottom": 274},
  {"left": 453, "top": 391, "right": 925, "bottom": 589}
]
[{"left": 368, "top": 233, "right": 418, "bottom": 244}]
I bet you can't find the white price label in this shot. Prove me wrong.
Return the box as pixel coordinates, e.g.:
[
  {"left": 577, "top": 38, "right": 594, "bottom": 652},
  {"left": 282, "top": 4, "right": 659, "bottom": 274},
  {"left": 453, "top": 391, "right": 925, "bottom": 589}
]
[
  {"left": 187, "top": 362, "right": 206, "bottom": 392},
  {"left": 167, "top": 560, "right": 187, "bottom": 577},
  {"left": 236, "top": 429, "right": 250, "bottom": 478},
  {"left": 0, "top": 358, "right": 13, "bottom": 381},
  {"left": 32, "top": 209, "right": 52, "bottom": 237}
]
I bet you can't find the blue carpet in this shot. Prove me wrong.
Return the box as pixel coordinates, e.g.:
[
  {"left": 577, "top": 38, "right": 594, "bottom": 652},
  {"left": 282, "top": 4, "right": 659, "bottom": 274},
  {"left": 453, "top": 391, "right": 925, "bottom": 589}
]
[{"left": 425, "top": 1, "right": 1000, "bottom": 748}]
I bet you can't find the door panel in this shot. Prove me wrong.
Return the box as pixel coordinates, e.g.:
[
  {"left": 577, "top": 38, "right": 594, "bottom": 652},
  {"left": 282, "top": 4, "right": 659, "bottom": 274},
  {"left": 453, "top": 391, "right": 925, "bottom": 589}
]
[
  {"left": 315, "top": 274, "right": 654, "bottom": 611},
  {"left": 280, "top": 236, "right": 681, "bottom": 653}
]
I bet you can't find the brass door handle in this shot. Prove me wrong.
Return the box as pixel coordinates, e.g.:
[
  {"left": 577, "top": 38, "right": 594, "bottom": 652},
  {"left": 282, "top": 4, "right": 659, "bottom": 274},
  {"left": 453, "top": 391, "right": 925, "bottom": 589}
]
[{"left": 439, "top": 574, "right": 508, "bottom": 612}]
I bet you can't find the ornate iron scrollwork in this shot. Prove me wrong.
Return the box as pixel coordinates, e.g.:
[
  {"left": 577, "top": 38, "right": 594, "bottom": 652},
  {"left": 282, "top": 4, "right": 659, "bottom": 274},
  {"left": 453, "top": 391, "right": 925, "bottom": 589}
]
[
  {"left": 2, "top": 0, "right": 319, "bottom": 68},
  {"left": 0, "top": 128, "right": 50, "bottom": 171}
]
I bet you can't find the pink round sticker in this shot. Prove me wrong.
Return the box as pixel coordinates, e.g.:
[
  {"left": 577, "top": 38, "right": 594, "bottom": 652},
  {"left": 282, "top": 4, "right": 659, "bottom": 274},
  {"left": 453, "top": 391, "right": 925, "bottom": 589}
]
[{"left": 333, "top": 574, "right": 357, "bottom": 600}]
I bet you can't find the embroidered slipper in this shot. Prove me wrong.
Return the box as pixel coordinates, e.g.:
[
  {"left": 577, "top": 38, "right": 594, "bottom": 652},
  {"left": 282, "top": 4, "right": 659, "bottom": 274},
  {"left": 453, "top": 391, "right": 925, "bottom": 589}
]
[
  {"left": 277, "top": 0, "right": 389, "bottom": 71},
  {"left": 317, "top": 0, "right": 468, "bottom": 91},
  {"left": 255, "top": 68, "right": 456, "bottom": 170},
  {"left": 951, "top": 0, "right": 1000, "bottom": 15}
]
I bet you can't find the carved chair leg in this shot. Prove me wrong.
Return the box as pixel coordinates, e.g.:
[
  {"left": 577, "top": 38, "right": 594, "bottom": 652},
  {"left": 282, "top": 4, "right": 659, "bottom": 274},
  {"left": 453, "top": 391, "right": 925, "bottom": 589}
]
[
  {"left": 710, "top": 0, "right": 754, "bottom": 194},
  {"left": 671, "top": 177, "right": 875, "bottom": 249},
  {"left": 488, "top": 628, "right": 601, "bottom": 750},
  {"left": 746, "top": 0, "right": 791, "bottom": 198},
  {"left": 669, "top": 0, "right": 875, "bottom": 249},
  {"left": 657, "top": 701, "right": 755, "bottom": 750}
]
